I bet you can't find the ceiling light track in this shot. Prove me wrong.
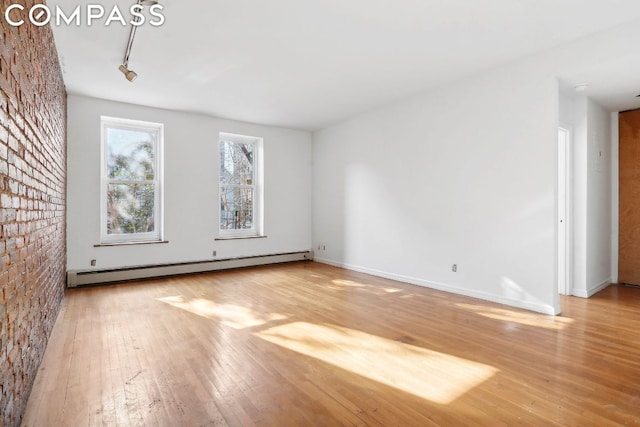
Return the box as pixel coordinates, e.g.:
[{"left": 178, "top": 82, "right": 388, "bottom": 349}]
[{"left": 119, "top": 0, "right": 159, "bottom": 82}]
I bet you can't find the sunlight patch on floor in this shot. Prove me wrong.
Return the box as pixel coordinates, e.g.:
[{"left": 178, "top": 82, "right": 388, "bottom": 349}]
[
  {"left": 331, "top": 279, "right": 402, "bottom": 294},
  {"left": 158, "top": 295, "right": 288, "bottom": 329},
  {"left": 455, "top": 303, "right": 574, "bottom": 330},
  {"left": 255, "top": 321, "right": 497, "bottom": 404}
]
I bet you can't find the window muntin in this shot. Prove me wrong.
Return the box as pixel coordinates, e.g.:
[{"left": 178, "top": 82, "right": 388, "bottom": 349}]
[
  {"left": 101, "top": 117, "right": 163, "bottom": 244},
  {"left": 219, "top": 133, "right": 262, "bottom": 237}
]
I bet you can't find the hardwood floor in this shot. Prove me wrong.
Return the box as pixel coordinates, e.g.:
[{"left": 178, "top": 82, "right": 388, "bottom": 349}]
[{"left": 21, "top": 261, "right": 640, "bottom": 426}]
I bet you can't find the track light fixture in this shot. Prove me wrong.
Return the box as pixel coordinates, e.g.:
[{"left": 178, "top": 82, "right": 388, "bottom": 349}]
[
  {"left": 118, "top": 64, "right": 138, "bottom": 82},
  {"left": 118, "top": 0, "right": 158, "bottom": 81}
]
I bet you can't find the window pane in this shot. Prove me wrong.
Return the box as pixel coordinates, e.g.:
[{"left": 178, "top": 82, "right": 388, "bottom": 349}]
[
  {"left": 220, "top": 141, "right": 253, "bottom": 186},
  {"left": 107, "top": 128, "right": 156, "bottom": 181},
  {"left": 220, "top": 187, "right": 253, "bottom": 230},
  {"left": 107, "top": 183, "right": 155, "bottom": 234}
]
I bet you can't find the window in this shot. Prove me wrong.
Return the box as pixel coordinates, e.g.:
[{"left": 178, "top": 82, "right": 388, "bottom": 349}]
[
  {"left": 219, "top": 132, "right": 263, "bottom": 237},
  {"left": 101, "top": 117, "right": 163, "bottom": 244}
]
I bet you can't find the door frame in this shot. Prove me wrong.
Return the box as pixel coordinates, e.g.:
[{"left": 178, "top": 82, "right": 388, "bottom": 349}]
[{"left": 558, "top": 124, "right": 573, "bottom": 295}]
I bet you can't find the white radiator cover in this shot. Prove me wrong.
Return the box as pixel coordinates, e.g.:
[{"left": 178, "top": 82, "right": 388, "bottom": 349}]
[{"left": 67, "top": 251, "right": 313, "bottom": 287}]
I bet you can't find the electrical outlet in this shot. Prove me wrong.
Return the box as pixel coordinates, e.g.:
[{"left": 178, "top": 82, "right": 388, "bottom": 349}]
[
  {"left": 452, "top": 264, "right": 457, "bottom": 272},
  {"left": 212, "top": 250, "right": 217, "bottom": 257},
  {"left": 90, "top": 259, "right": 96, "bottom": 267},
  {"left": 322, "top": 245, "right": 326, "bottom": 251}
]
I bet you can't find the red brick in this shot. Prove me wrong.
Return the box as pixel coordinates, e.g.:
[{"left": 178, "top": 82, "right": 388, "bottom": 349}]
[{"left": 0, "top": 3, "right": 66, "bottom": 426}]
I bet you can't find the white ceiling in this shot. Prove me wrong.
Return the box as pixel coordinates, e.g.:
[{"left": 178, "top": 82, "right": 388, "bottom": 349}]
[{"left": 49, "top": 0, "right": 640, "bottom": 131}]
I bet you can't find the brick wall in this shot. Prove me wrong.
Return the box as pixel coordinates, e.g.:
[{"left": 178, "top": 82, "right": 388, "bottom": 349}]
[{"left": 0, "top": 2, "right": 67, "bottom": 426}]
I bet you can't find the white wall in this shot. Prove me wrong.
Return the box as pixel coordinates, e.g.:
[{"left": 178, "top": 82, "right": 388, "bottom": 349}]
[
  {"left": 312, "top": 19, "right": 640, "bottom": 315},
  {"left": 67, "top": 95, "right": 312, "bottom": 271},
  {"left": 585, "top": 99, "right": 612, "bottom": 295},
  {"left": 313, "top": 56, "right": 561, "bottom": 315},
  {"left": 611, "top": 112, "right": 619, "bottom": 284}
]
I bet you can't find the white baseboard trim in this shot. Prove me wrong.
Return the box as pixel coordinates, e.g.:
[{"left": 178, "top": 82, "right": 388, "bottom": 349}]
[
  {"left": 314, "top": 257, "right": 559, "bottom": 315},
  {"left": 572, "top": 278, "right": 611, "bottom": 298}
]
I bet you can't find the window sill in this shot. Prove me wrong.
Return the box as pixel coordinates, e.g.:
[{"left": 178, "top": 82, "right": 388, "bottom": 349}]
[
  {"left": 215, "top": 235, "right": 267, "bottom": 241},
  {"left": 94, "top": 240, "right": 169, "bottom": 247}
]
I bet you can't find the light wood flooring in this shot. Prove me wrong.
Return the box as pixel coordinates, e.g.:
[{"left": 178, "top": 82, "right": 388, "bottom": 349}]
[{"left": 21, "top": 261, "right": 640, "bottom": 426}]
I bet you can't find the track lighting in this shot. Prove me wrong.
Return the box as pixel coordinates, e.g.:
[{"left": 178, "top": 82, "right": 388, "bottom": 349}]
[
  {"left": 118, "top": 0, "right": 158, "bottom": 81},
  {"left": 118, "top": 64, "right": 138, "bottom": 82}
]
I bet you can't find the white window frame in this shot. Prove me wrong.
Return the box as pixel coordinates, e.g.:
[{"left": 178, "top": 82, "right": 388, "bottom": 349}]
[
  {"left": 100, "top": 116, "right": 164, "bottom": 244},
  {"left": 218, "top": 132, "right": 264, "bottom": 238}
]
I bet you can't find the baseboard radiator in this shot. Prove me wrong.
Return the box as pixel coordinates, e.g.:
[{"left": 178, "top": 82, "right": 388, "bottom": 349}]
[{"left": 66, "top": 251, "right": 313, "bottom": 287}]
